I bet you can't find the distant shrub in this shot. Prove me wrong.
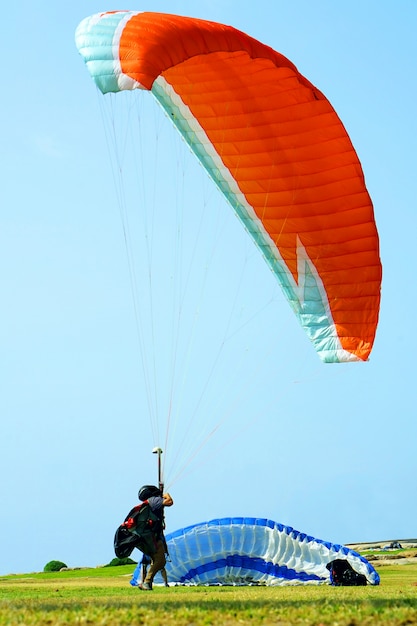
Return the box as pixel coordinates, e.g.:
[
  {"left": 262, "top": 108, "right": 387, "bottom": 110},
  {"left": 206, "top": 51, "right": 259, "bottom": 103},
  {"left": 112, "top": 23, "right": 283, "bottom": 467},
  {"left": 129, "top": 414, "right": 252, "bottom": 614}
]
[
  {"left": 44, "top": 560, "right": 68, "bottom": 572},
  {"left": 105, "top": 557, "right": 137, "bottom": 567}
]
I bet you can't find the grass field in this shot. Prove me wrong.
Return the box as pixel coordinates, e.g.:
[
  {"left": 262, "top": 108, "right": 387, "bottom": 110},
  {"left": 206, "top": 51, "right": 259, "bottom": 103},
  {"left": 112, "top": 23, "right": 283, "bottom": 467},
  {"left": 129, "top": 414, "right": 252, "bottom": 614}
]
[{"left": 1, "top": 561, "right": 416, "bottom": 625}]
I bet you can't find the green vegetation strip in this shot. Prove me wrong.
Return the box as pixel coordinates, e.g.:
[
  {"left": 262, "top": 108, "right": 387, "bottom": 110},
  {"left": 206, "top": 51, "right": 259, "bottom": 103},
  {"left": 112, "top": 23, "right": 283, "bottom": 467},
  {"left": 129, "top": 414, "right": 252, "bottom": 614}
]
[{"left": 0, "top": 564, "right": 416, "bottom": 625}]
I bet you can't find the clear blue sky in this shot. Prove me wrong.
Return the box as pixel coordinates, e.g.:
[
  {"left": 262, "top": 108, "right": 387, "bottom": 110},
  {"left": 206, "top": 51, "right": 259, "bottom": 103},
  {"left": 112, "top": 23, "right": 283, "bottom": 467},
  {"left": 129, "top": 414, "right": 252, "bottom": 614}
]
[{"left": 1, "top": 1, "right": 416, "bottom": 575}]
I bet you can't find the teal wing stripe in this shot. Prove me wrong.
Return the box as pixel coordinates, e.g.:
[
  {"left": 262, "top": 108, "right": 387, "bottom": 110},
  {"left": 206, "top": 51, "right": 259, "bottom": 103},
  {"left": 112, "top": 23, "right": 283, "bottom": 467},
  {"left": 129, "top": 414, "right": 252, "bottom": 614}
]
[{"left": 75, "top": 12, "right": 138, "bottom": 94}]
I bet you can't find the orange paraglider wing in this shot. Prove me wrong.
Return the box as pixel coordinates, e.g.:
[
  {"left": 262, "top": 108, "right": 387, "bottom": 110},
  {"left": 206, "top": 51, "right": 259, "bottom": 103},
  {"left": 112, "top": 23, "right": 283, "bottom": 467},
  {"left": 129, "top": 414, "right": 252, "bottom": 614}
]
[{"left": 76, "top": 11, "right": 382, "bottom": 362}]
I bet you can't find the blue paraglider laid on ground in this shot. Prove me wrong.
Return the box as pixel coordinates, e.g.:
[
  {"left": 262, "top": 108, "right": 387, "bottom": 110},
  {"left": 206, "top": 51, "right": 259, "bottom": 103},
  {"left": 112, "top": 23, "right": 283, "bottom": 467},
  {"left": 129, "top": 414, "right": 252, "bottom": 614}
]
[{"left": 162, "top": 517, "right": 380, "bottom": 586}]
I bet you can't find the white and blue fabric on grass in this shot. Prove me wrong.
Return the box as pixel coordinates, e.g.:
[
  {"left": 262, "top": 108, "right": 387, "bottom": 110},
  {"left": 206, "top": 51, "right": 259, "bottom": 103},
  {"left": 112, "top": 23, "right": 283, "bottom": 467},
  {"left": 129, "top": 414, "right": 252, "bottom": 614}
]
[{"left": 162, "top": 517, "right": 379, "bottom": 586}]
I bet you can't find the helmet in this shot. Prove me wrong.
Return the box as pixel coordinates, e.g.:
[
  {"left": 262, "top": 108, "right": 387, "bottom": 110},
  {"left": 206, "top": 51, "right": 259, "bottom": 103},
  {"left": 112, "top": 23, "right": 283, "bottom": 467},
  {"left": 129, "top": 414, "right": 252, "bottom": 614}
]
[{"left": 138, "top": 485, "right": 162, "bottom": 501}]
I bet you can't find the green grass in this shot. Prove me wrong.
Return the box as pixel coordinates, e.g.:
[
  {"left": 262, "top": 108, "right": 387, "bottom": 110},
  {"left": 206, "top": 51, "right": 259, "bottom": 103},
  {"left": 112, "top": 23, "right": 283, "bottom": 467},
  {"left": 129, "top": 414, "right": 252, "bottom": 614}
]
[{"left": 0, "top": 563, "right": 416, "bottom": 625}]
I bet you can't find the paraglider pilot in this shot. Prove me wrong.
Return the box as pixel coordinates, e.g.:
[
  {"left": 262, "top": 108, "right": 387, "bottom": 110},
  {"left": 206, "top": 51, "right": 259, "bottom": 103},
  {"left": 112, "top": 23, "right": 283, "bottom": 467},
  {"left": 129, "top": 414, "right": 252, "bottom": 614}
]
[{"left": 137, "top": 485, "right": 173, "bottom": 590}]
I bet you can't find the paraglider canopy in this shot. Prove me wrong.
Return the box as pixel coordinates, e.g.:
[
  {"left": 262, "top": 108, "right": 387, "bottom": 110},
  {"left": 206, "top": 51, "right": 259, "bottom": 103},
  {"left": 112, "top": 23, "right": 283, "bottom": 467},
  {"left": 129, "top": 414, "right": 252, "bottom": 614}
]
[
  {"left": 164, "top": 517, "right": 380, "bottom": 586},
  {"left": 75, "top": 11, "right": 382, "bottom": 364}
]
